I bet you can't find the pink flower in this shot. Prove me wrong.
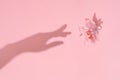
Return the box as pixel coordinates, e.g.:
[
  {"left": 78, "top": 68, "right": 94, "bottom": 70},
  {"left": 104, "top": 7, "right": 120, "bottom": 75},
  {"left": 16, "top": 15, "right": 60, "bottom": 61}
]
[{"left": 79, "top": 13, "right": 103, "bottom": 43}]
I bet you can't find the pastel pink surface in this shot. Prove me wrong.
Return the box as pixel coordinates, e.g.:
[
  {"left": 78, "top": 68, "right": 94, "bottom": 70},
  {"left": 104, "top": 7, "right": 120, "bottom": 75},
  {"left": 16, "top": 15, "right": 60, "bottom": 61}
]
[{"left": 0, "top": 0, "right": 120, "bottom": 80}]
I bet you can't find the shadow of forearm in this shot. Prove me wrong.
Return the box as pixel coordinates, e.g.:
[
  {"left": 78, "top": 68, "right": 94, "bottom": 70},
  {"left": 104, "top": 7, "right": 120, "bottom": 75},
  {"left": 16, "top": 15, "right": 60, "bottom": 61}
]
[
  {"left": 0, "top": 44, "right": 20, "bottom": 69},
  {"left": 0, "top": 32, "right": 53, "bottom": 69}
]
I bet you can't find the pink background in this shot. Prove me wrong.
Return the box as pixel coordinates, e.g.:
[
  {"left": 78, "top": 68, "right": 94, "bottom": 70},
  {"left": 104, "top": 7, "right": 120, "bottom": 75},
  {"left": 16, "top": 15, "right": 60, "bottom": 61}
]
[{"left": 0, "top": 0, "right": 120, "bottom": 80}]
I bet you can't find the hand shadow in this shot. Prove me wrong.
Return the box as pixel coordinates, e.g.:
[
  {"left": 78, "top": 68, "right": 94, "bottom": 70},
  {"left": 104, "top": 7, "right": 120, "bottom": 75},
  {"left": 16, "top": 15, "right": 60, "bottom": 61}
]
[{"left": 0, "top": 24, "right": 71, "bottom": 69}]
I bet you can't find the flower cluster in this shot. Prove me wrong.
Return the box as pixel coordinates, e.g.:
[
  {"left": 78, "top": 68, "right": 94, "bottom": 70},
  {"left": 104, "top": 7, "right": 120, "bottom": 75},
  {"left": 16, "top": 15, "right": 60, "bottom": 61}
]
[{"left": 79, "top": 13, "right": 103, "bottom": 43}]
